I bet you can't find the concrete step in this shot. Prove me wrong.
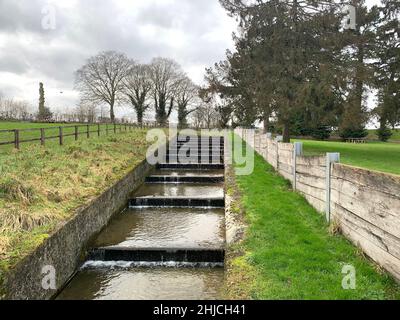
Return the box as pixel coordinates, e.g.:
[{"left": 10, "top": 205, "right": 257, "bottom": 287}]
[
  {"left": 129, "top": 197, "right": 225, "bottom": 208},
  {"left": 87, "top": 247, "right": 225, "bottom": 263},
  {"left": 151, "top": 169, "right": 224, "bottom": 177},
  {"left": 132, "top": 183, "right": 224, "bottom": 198},
  {"left": 157, "top": 163, "right": 225, "bottom": 170},
  {"left": 146, "top": 175, "right": 224, "bottom": 184}
]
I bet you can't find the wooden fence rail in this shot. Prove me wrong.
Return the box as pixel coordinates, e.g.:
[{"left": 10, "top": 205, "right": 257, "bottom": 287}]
[{"left": 0, "top": 122, "right": 159, "bottom": 150}]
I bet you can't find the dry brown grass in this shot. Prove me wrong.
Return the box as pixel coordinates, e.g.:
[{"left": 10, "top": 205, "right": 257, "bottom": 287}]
[{"left": 0, "top": 129, "right": 150, "bottom": 285}]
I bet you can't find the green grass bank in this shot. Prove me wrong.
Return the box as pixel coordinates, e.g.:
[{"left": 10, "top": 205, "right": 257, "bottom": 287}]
[
  {"left": 225, "top": 136, "right": 400, "bottom": 300},
  {"left": 0, "top": 129, "right": 151, "bottom": 294}
]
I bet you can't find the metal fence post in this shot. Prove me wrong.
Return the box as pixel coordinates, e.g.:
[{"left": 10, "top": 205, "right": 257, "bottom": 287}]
[
  {"left": 293, "top": 142, "right": 303, "bottom": 190},
  {"left": 326, "top": 153, "right": 340, "bottom": 223}
]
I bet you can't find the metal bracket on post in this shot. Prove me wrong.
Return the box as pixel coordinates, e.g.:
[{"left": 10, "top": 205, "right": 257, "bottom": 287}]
[
  {"left": 326, "top": 153, "right": 340, "bottom": 223},
  {"left": 293, "top": 142, "right": 303, "bottom": 190}
]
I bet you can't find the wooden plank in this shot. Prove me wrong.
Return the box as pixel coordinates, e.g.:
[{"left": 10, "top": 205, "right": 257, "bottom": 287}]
[
  {"left": 296, "top": 180, "right": 326, "bottom": 202},
  {"left": 278, "top": 143, "right": 294, "bottom": 151},
  {"left": 296, "top": 173, "right": 326, "bottom": 190},
  {"left": 332, "top": 164, "right": 400, "bottom": 197},
  {"left": 332, "top": 204, "right": 400, "bottom": 259},
  {"left": 296, "top": 164, "right": 326, "bottom": 177},
  {"left": 331, "top": 183, "right": 400, "bottom": 238},
  {"left": 297, "top": 155, "right": 326, "bottom": 167},
  {"left": 297, "top": 189, "right": 326, "bottom": 213},
  {"left": 334, "top": 213, "right": 400, "bottom": 282},
  {"left": 278, "top": 162, "right": 293, "bottom": 175}
]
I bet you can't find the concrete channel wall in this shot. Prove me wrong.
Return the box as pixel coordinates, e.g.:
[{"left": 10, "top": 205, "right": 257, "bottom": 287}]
[
  {"left": 3, "top": 159, "right": 154, "bottom": 300},
  {"left": 235, "top": 129, "right": 400, "bottom": 282}
]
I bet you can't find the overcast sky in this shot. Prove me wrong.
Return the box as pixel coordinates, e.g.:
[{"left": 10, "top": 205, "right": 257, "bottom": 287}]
[{"left": 0, "top": 0, "right": 381, "bottom": 119}]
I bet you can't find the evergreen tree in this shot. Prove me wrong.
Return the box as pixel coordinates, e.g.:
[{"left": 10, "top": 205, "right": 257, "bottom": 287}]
[
  {"left": 37, "top": 82, "right": 53, "bottom": 122},
  {"left": 374, "top": 0, "right": 400, "bottom": 139}
]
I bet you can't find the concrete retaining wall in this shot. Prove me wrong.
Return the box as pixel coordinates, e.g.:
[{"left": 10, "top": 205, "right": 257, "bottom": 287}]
[
  {"left": 236, "top": 129, "right": 400, "bottom": 282},
  {"left": 3, "top": 159, "right": 153, "bottom": 300}
]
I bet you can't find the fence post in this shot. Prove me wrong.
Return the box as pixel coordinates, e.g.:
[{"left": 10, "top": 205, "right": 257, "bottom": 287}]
[
  {"left": 14, "top": 130, "right": 20, "bottom": 150},
  {"left": 106, "top": 124, "right": 108, "bottom": 135},
  {"left": 265, "top": 133, "right": 272, "bottom": 159},
  {"left": 275, "top": 136, "right": 283, "bottom": 170},
  {"left": 74, "top": 126, "right": 78, "bottom": 141},
  {"left": 59, "top": 127, "right": 63, "bottom": 146},
  {"left": 114, "top": 123, "right": 116, "bottom": 134},
  {"left": 40, "top": 128, "right": 45, "bottom": 146},
  {"left": 87, "top": 125, "right": 90, "bottom": 139},
  {"left": 326, "top": 153, "right": 340, "bottom": 223},
  {"left": 293, "top": 142, "right": 303, "bottom": 190},
  {"left": 98, "top": 124, "right": 101, "bottom": 137}
]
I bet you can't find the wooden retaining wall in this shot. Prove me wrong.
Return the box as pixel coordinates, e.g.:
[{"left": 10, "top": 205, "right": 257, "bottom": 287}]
[{"left": 235, "top": 129, "right": 400, "bottom": 282}]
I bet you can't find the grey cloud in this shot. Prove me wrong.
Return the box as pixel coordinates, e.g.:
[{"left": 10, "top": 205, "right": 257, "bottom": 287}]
[{"left": 0, "top": 0, "right": 235, "bottom": 105}]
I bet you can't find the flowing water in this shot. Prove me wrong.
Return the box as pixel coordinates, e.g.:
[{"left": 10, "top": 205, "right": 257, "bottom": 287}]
[
  {"left": 92, "top": 208, "right": 225, "bottom": 249},
  {"left": 57, "top": 268, "right": 224, "bottom": 300},
  {"left": 57, "top": 136, "right": 226, "bottom": 300}
]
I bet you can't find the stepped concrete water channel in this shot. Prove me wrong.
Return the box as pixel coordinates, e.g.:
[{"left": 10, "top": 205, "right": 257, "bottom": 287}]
[{"left": 57, "top": 136, "right": 226, "bottom": 300}]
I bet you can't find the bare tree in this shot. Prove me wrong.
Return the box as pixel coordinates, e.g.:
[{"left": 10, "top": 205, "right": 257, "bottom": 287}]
[
  {"left": 123, "top": 62, "right": 152, "bottom": 125},
  {"left": 176, "top": 76, "right": 200, "bottom": 128},
  {"left": 191, "top": 102, "right": 219, "bottom": 129},
  {"left": 0, "top": 96, "right": 33, "bottom": 121},
  {"left": 74, "top": 101, "right": 98, "bottom": 123},
  {"left": 149, "top": 57, "right": 184, "bottom": 126},
  {"left": 75, "top": 51, "right": 131, "bottom": 122}
]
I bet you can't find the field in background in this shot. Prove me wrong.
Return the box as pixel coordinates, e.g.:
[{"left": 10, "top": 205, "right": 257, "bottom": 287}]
[
  {"left": 0, "top": 129, "right": 151, "bottom": 293},
  {"left": 368, "top": 129, "right": 400, "bottom": 142},
  {"left": 294, "top": 139, "right": 400, "bottom": 176},
  {"left": 0, "top": 121, "right": 138, "bottom": 154}
]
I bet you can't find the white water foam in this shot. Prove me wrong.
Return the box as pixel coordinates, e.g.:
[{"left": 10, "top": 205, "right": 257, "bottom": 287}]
[{"left": 81, "top": 260, "right": 224, "bottom": 270}]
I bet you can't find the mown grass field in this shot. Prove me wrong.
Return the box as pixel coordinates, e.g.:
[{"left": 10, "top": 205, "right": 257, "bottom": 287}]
[
  {"left": 293, "top": 139, "right": 400, "bottom": 176},
  {"left": 0, "top": 128, "right": 151, "bottom": 296},
  {"left": 368, "top": 129, "right": 400, "bottom": 142},
  {"left": 226, "top": 136, "right": 400, "bottom": 300}
]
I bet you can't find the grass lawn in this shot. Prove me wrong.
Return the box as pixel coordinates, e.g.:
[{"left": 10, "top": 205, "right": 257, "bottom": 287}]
[
  {"left": 226, "top": 136, "right": 400, "bottom": 300},
  {"left": 0, "top": 128, "right": 151, "bottom": 296},
  {"left": 368, "top": 129, "right": 400, "bottom": 142},
  {"left": 293, "top": 140, "right": 400, "bottom": 176}
]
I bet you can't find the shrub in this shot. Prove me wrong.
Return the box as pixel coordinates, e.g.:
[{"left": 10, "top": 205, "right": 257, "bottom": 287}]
[
  {"left": 339, "top": 127, "right": 368, "bottom": 140},
  {"left": 311, "top": 126, "right": 332, "bottom": 140},
  {"left": 377, "top": 126, "right": 393, "bottom": 142}
]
